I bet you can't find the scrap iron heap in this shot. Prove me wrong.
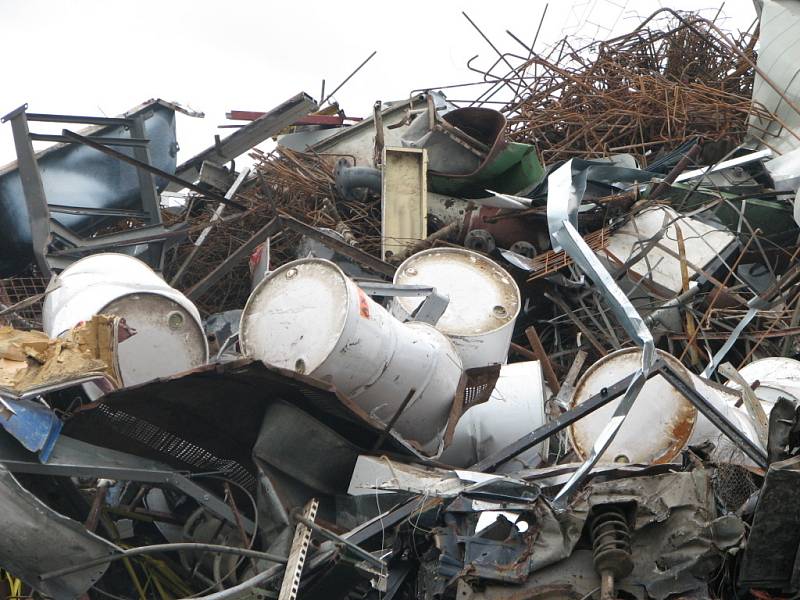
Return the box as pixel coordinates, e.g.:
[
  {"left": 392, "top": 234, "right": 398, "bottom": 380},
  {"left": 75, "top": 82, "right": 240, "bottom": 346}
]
[{"left": 3, "top": 6, "right": 800, "bottom": 600}]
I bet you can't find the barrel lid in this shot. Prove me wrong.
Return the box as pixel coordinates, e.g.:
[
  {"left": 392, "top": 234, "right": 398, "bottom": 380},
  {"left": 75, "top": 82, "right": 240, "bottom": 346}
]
[
  {"left": 569, "top": 348, "right": 696, "bottom": 464},
  {"left": 101, "top": 293, "right": 208, "bottom": 386},
  {"left": 240, "top": 259, "right": 350, "bottom": 373},
  {"left": 394, "top": 248, "right": 520, "bottom": 337}
]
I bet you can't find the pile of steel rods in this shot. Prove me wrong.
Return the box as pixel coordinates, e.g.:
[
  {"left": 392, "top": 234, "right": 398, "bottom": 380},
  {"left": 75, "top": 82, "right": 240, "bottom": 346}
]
[{"left": 500, "top": 11, "right": 773, "bottom": 165}]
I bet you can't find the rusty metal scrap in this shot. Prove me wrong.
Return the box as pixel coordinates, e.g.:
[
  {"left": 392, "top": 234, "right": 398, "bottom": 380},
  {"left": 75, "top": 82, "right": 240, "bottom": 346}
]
[
  {"left": 504, "top": 10, "right": 775, "bottom": 165},
  {"left": 3, "top": 6, "right": 800, "bottom": 600}
]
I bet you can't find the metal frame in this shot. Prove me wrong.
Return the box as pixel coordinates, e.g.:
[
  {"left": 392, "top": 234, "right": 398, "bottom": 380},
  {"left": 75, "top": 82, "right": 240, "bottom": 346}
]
[
  {"left": 0, "top": 432, "right": 255, "bottom": 534},
  {"left": 1, "top": 104, "right": 170, "bottom": 274}
]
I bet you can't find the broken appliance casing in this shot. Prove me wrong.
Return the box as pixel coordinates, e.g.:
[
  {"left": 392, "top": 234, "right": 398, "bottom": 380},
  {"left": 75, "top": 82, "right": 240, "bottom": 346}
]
[
  {"left": 569, "top": 348, "right": 762, "bottom": 464},
  {"left": 43, "top": 253, "right": 208, "bottom": 388},
  {"left": 240, "top": 258, "right": 463, "bottom": 455},
  {"left": 391, "top": 248, "right": 520, "bottom": 369}
]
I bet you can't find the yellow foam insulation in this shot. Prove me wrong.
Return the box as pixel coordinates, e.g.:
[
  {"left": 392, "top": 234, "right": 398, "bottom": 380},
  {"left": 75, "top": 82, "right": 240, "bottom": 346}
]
[{"left": 0, "top": 315, "right": 121, "bottom": 393}]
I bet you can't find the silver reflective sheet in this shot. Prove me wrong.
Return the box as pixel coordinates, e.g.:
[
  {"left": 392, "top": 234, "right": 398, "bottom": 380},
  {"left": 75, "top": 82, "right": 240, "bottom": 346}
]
[{"left": 545, "top": 160, "right": 655, "bottom": 508}]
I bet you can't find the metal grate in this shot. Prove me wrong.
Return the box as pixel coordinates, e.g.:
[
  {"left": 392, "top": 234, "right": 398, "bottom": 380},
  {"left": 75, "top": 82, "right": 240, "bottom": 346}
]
[
  {"left": 0, "top": 276, "right": 48, "bottom": 328},
  {"left": 714, "top": 462, "right": 758, "bottom": 513},
  {"left": 462, "top": 366, "right": 501, "bottom": 412},
  {"left": 96, "top": 404, "right": 257, "bottom": 492},
  {"left": 464, "top": 381, "right": 493, "bottom": 409}
]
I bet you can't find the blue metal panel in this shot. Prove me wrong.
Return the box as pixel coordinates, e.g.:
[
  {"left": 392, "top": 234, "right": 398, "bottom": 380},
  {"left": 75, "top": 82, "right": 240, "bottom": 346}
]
[{"left": 0, "top": 398, "right": 63, "bottom": 462}]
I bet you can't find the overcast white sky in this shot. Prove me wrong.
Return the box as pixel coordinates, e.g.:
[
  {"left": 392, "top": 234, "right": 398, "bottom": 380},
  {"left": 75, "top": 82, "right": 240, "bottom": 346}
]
[{"left": 0, "top": 0, "right": 756, "bottom": 168}]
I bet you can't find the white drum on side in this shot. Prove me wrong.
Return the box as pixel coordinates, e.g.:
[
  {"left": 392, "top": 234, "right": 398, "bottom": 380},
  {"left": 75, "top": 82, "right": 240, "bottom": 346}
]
[
  {"left": 240, "top": 258, "right": 463, "bottom": 455},
  {"left": 569, "top": 348, "right": 763, "bottom": 465},
  {"left": 43, "top": 253, "right": 208, "bottom": 388},
  {"left": 730, "top": 357, "right": 800, "bottom": 408}
]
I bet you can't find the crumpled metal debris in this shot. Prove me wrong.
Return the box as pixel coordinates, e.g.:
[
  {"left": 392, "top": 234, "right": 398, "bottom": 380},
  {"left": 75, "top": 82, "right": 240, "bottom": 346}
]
[{"left": 3, "top": 6, "right": 800, "bottom": 600}]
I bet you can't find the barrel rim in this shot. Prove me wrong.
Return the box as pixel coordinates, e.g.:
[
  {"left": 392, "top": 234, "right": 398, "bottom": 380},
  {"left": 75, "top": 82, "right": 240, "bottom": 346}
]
[{"left": 239, "top": 257, "right": 353, "bottom": 371}]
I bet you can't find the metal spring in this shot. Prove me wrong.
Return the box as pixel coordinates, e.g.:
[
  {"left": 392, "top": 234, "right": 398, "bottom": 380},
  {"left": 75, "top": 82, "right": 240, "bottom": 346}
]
[{"left": 590, "top": 506, "right": 631, "bottom": 564}]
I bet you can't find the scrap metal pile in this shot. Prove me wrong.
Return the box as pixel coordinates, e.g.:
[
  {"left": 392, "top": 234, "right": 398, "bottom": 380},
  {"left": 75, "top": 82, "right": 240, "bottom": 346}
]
[{"left": 4, "top": 5, "right": 800, "bottom": 600}]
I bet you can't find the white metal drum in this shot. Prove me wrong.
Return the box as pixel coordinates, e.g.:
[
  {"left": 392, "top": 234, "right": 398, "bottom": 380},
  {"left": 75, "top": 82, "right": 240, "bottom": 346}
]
[
  {"left": 240, "top": 258, "right": 463, "bottom": 455},
  {"left": 569, "top": 348, "right": 762, "bottom": 465},
  {"left": 391, "top": 248, "right": 520, "bottom": 369},
  {"left": 439, "top": 361, "right": 548, "bottom": 472},
  {"left": 43, "top": 253, "right": 208, "bottom": 388},
  {"left": 730, "top": 357, "right": 800, "bottom": 407}
]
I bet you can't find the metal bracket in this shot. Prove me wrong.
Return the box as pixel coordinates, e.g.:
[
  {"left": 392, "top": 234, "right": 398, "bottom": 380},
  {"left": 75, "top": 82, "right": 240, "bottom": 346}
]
[
  {"left": 355, "top": 281, "right": 449, "bottom": 325},
  {"left": 278, "top": 498, "right": 318, "bottom": 600}
]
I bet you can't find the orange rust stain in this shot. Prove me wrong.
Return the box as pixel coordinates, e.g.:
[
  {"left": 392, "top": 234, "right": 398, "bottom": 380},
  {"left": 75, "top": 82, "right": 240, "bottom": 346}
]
[
  {"left": 655, "top": 407, "right": 696, "bottom": 464},
  {"left": 357, "top": 288, "right": 370, "bottom": 319}
]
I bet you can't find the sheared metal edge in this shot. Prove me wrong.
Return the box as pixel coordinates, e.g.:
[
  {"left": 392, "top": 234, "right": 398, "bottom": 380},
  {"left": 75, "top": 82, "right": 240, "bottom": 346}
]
[
  {"left": 546, "top": 160, "right": 655, "bottom": 509},
  {"left": 0, "top": 463, "right": 119, "bottom": 598}
]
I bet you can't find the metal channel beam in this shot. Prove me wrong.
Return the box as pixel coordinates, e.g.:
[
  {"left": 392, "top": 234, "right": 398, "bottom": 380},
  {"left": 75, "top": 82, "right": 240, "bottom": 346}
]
[{"left": 169, "top": 92, "right": 317, "bottom": 189}]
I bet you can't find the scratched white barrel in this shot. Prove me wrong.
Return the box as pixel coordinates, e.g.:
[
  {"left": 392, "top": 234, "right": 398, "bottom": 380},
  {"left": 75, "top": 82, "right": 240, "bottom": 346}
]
[
  {"left": 729, "top": 357, "right": 800, "bottom": 408},
  {"left": 42, "top": 253, "right": 208, "bottom": 387},
  {"left": 439, "top": 361, "right": 548, "bottom": 472},
  {"left": 240, "top": 258, "right": 462, "bottom": 455},
  {"left": 569, "top": 348, "right": 762, "bottom": 465},
  {"left": 391, "top": 248, "right": 520, "bottom": 369}
]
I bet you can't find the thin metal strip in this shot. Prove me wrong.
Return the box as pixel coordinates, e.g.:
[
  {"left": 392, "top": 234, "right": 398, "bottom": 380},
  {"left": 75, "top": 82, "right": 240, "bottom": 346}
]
[
  {"left": 545, "top": 160, "right": 656, "bottom": 509},
  {"left": 278, "top": 498, "right": 319, "bottom": 600}
]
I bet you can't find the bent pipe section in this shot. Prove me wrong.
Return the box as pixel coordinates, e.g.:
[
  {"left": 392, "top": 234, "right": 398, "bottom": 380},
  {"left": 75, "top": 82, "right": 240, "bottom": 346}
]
[{"left": 335, "top": 163, "right": 382, "bottom": 200}]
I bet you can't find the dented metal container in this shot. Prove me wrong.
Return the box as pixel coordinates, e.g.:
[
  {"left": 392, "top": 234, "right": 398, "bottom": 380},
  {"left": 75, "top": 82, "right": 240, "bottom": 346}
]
[
  {"left": 391, "top": 248, "right": 520, "bottom": 369},
  {"left": 240, "top": 258, "right": 463, "bottom": 455},
  {"left": 43, "top": 253, "right": 208, "bottom": 388},
  {"left": 439, "top": 361, "right": 548, "bottom": 472},
  {"left": 569, "top": 348, "right": 762, "bottom": 464}
]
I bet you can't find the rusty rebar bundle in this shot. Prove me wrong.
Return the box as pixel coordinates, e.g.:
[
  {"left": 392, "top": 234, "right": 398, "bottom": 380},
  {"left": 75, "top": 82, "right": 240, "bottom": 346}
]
[{"left": 503, "top": 11, "right": 773, "bottom": 165}]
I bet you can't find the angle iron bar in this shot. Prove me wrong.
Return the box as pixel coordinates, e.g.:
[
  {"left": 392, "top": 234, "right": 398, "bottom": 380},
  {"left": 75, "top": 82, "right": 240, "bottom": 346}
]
[
  {"left": 279, "top": 214, "right": 395, "bottom": 278},
  {"left": 26, "top": 113, "right": 132, "bottom": 126},
  {"left": 29, "top": 133, "right": 150, "bottom": 147},
  {"left": 657, "top": 362, "right": 768, "bottom": 467}
]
